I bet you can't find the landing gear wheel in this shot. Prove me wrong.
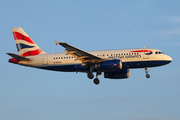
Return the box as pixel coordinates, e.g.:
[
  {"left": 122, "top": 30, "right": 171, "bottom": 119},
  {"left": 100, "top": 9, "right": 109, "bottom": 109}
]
[
  {"left": 93, "top": 78, "right": 100, "bottom": 85},
  {"left": 87, "top": 73, "right": 94, "bottom": 79},
  {"left": 145, "top": 67, "right": 150, "bottom": 78},
  {"left": 146, "top": 74, "right": 150, "bottom": 78}
]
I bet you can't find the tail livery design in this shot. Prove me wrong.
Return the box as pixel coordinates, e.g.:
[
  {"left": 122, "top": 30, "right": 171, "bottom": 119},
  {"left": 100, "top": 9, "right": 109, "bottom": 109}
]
[{"left": 12, "top": 28, "right": 46, "bottom": 57}]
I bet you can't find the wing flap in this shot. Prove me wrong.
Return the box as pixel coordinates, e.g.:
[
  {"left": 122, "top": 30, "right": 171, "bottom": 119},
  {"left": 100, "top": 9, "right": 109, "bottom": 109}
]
[{"left": 55, "top": 40, "right": 103, "bottom": 63}]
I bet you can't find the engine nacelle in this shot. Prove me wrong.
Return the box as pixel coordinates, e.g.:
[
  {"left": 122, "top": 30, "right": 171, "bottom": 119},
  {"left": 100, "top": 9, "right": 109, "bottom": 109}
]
[
  {"left": 104, "top": 69, "right": 130, "bottom": 79},
  {"left": 95, "top": 60, "right": 122, "bottom": 70}
]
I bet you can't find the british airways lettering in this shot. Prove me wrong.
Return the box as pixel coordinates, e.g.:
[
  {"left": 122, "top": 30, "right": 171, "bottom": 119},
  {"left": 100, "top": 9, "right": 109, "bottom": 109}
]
[{"left": 109, "top": 53, "right": 141, "bottom": 59}]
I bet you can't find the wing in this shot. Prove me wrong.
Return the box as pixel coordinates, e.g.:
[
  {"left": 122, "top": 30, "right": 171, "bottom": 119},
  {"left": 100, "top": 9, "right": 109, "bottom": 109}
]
[{"left": 55, "top": 40, "right": 103, "bottom": 64}]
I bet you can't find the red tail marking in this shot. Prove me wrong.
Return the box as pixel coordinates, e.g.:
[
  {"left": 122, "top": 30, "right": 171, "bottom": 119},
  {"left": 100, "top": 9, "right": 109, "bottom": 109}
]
[
  {"left": 21, "top": 49, "right": 42, "bottom": 57},
  {"left": 13, "top": 32, "right": 35, "bottom": 44}
]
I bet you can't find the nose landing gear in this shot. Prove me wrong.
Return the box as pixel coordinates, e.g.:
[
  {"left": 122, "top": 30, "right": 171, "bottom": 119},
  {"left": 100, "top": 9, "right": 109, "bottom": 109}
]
[{"left": 145, "top": 67, "right": 150, "bottom": 78}]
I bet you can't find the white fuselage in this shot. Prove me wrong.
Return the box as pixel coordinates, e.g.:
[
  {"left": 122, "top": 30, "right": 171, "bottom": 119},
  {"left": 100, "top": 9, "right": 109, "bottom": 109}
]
[{"left": 15, "top": 48, "right": 172, "bottom": 72}]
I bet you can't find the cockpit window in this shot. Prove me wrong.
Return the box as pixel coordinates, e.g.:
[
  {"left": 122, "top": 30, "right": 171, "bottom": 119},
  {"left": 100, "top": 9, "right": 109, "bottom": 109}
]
[{"left": 155, "top": 51, "right": 164, "bottom": 54}]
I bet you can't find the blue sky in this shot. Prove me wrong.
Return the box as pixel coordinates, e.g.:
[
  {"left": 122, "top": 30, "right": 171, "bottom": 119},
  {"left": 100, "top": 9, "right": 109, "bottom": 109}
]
[{"left": 0, "top": 0, "right": 180, "bottom": 120}]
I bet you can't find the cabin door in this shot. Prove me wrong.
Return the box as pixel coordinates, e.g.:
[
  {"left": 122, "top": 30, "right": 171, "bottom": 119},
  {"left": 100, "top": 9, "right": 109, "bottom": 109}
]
[
  {"left": 42, "top": 55, "right": 48, "bottom": 65},
  {"left": 143, "top": 49, "right": 149, "bottom": 59}
]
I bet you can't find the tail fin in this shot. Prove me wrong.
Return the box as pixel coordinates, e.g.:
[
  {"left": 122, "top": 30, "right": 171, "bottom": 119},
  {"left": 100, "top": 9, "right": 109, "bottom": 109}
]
[{"left": 12, "top": 27, "right": 46, "bottom": 57}]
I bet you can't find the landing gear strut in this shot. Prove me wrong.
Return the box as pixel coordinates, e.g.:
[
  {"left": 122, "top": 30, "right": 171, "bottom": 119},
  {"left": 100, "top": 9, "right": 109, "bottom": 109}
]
[
  {"left": 87, "top": 64, "right": 101, "bottom": 85},
  {"left": 145, "top": 67, "right": 150, "bottom": 78},
  {"left": 93, "top": 72, "right": 101, "bottom": 85}
]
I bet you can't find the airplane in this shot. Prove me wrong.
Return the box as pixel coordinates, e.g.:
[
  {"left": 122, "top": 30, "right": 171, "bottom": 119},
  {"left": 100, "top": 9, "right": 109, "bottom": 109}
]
[{"left": 7, "top": 27, "right": 172, "bottom": 85}]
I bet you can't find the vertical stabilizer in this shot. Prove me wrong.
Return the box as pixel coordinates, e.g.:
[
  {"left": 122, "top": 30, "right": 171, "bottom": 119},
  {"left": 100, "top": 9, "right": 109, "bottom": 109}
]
[{"left": 12, "top": 27, "right": 46, "bottom": 56}]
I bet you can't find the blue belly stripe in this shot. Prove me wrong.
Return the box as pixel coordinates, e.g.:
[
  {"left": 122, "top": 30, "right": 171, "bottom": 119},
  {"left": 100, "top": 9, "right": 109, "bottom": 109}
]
[{"left": 37, "top": 60, "right": 171, "bottom": 72}]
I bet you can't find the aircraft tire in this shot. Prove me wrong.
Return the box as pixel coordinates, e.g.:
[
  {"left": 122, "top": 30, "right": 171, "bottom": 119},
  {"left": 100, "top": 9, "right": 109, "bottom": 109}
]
[
  {"left": 88, "top": 73, "right": 94, "bottom": 79},
  {"left": 93, "top": 78, "right": 100, "bottom": 85},
  {"left": 146, "top": 74, "right": 150, "bottom": 78}
]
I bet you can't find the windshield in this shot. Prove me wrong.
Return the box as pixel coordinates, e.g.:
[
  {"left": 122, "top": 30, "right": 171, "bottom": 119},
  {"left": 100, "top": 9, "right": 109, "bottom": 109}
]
[{"left": 155, "top": 51, "right": 164, "bottom": 54}]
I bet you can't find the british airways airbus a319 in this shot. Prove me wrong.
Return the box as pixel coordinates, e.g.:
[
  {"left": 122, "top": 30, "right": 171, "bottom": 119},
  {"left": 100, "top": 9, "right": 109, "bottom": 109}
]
[{"left": 7, "top": 28, "right": 172, "bottom": 85}]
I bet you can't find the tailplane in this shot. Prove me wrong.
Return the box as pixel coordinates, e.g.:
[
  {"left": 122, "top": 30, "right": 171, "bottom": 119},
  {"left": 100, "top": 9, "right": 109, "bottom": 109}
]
[{"left": 12, "top": 27, "right": 46, "bottom": 56}]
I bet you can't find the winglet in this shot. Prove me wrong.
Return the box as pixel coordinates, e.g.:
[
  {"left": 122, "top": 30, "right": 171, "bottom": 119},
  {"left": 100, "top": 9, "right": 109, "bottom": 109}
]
[{"left": 55, "top": 40, "right": 60, "bottom": 45}]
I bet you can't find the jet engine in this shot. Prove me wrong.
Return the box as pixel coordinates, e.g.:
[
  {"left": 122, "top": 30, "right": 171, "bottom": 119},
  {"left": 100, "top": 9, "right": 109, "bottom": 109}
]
[
  {"left": 104, "top": 69, "right": 129, "bottom": 79},
  {"left": 95, "top": 60, "right": 122, "bottom": 70}
]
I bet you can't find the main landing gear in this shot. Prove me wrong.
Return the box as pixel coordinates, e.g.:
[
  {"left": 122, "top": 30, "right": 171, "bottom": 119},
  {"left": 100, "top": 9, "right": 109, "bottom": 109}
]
[
  {"left": 87, "top": 72, "right": 101, "bottom": 85},
  {"left": 145, "top": 67, "right": 150, "bottom": 78},
  {"left": 87, "top": 72, "right": 94, "bottom": 79}
]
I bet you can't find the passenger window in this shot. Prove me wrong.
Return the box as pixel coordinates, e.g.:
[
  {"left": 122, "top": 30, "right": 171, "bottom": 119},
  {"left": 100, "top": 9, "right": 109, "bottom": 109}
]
[
  {"left": 54, "top": 57, "right": 55, "bottom": 59},
  {"left": 61, "top": 57, "right": 63, "bottom": 59},
  {"left": 56, "top": 57, "right": 58, "bottom": 59}
]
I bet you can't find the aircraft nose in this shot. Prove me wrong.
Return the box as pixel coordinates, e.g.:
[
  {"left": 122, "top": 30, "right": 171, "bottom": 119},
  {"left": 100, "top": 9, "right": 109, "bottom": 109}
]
[
  {"left": 166, "top": 55, "right": 172, "bottom": 63},
  {"left": 168, "top": 56, "right": 172, "bottom": 61}
]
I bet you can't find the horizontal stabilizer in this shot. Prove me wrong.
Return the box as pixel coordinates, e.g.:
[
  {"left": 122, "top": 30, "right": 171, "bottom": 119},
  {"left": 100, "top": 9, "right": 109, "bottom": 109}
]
[{"left": 6, "top": 53, "right": 32, "bottom": 61}]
